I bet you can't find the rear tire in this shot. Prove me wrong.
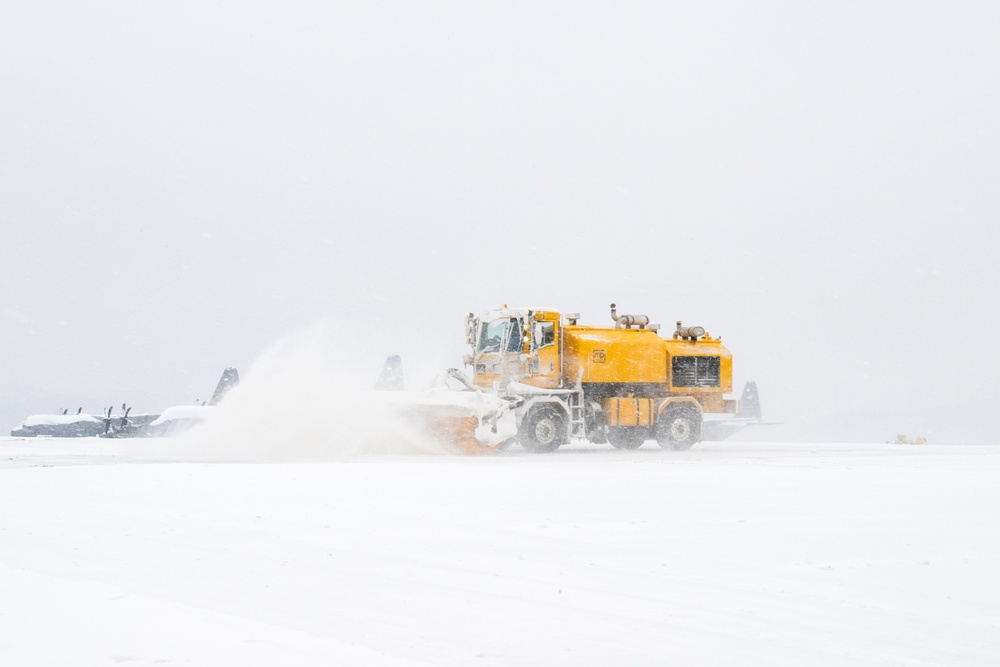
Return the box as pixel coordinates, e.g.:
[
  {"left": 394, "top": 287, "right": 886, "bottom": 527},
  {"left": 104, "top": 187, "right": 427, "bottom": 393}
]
[
  {"left": 656, "top": 407, "right": 701, "bottom": 450},
  {"left": 607, "top": 427, "right": 647, "bottom": 450},
  {"left": 520, "top": 406, "right": 566, "bottom": 453}
]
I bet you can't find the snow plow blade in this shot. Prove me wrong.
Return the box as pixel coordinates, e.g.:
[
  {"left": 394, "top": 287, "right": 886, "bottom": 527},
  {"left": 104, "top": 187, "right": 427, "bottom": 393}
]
[
  {"left": 385, "top": 394, "right": 515, "bottom": 455},
  {"left": 375, "top": 361, "right": 515, "bottom": 455},
  {"left": 429, "top": 415, "right": 487, "bottom": 455},
  {"left": 405, "top": 409, "right": 498, "bottom": 455}
]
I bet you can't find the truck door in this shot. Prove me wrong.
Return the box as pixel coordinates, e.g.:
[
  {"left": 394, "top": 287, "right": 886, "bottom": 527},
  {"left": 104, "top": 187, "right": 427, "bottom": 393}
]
[{"left": 530, "top": 313, "right": 561, "bottom": 389}]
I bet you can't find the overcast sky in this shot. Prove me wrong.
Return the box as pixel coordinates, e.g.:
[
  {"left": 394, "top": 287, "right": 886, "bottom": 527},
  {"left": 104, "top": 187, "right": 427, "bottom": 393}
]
[{"left": 2, "top": 2, "right": 998, "bottom": 443}]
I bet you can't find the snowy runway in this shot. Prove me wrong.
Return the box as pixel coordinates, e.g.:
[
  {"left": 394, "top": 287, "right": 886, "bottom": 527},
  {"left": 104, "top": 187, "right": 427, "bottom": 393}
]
[{"left": 1, "top": 439, "right": 998, "bottom": 666}]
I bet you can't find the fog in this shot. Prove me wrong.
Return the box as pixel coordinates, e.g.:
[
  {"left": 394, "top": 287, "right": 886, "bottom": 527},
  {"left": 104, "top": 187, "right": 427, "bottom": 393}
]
[{"left": 2, "top": 2, "right": 998, "bottom": 443}]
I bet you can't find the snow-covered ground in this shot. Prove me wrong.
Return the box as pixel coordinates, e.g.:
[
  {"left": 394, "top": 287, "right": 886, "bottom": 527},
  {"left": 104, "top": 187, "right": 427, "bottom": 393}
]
[{"left": 1, "top": 437, "right": 998, "bottom": 666}]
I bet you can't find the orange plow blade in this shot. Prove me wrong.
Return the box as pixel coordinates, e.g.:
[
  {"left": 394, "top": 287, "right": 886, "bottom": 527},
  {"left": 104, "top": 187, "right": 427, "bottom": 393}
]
[
  {"left": 424, "top": 415, "right": 500, "bottom": 455},
  {"left": 388, "top": 392, "right": 515, "bottom": 455}
]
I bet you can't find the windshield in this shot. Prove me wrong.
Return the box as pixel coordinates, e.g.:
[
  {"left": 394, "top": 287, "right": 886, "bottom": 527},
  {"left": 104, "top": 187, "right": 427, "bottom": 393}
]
[{"left": 476, "top": 317, "right": 523, "bottom": 354}]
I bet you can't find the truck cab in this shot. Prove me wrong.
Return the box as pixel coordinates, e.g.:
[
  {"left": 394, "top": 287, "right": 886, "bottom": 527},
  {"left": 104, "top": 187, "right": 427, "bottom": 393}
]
[{"left": 467, "top": 308, "right": 563, "bottom": 391}]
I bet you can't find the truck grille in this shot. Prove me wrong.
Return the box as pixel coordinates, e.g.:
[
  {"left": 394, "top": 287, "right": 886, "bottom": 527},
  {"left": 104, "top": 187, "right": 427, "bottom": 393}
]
[{"left": 672, "top": 356, "right": 720, "bottom": 387}]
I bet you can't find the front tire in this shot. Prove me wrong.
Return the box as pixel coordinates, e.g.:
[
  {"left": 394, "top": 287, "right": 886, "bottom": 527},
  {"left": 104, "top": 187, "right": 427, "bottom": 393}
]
[
  {"left": 656, "top": 407, "right": 701, "bottom": 450},
  {"left": 520, "top": 406, "right": 566, "bottom": 453}
]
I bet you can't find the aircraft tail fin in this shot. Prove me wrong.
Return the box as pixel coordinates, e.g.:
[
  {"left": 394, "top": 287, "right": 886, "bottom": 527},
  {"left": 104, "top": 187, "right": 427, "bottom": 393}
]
[
  {"left": 209, "top": 368, "right": 240, "bottom": 406},
  {"left": 737, "top": 380, "right": 763, "bottom": 419},
  {"left": 375, "top": 355, "right": 404, "bottom": 390}
]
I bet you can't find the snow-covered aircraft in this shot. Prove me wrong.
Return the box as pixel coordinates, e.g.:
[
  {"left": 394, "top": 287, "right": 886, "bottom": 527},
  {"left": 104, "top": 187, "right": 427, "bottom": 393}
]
[{"left": 10, "top": 368, "right": 239, "bottom": 438}]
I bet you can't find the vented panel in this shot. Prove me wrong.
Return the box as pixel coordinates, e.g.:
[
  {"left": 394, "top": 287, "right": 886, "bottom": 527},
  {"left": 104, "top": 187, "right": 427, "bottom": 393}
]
[{"left": 672, "top": 356, "right": 721, "bottom": 387}]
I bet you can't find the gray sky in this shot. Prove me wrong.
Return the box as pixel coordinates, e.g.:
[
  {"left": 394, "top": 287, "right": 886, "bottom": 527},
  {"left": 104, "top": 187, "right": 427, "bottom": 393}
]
[{"left": 2, "top": 1, "right": 998, "bottom": 443}]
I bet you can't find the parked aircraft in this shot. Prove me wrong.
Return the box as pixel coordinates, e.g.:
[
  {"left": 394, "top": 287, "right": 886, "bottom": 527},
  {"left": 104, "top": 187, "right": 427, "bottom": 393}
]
[{"left": 10, "top": 368, "right": 239, "bottom": 438}]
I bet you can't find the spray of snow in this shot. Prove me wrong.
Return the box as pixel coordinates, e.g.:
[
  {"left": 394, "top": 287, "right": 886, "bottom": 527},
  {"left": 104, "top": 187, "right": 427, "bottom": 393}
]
[{"left": 171, "top": 328, "right": 451, "bottom": 461}]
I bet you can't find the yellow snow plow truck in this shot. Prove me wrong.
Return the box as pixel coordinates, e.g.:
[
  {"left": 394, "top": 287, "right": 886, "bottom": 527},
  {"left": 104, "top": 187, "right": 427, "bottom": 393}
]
[{"left": 449, "top": 304, "right": 759, "bottom": 453}]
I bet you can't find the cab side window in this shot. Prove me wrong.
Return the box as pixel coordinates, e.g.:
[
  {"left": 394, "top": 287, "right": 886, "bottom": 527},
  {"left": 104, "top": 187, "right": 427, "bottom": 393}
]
[{"left": 533, "top": 321, "right": 555, "bottom": 349}]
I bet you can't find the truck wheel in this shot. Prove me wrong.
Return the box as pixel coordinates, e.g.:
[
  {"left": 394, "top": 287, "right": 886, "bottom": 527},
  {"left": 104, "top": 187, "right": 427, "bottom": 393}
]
[
  {"left": 520, "top": 406, "right": 566, "bottom": 453},
  {"left": 656, "top": 407, "right": 701, "bottom": 450},
  {"left": 607, "top": 427, "right": 646, "bottom": 450}
]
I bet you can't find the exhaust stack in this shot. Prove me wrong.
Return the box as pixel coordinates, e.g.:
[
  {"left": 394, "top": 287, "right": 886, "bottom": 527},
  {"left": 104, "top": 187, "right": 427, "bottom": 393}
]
[
  {"left": 610, "top": 303, "right": 650, "bottom": 329},
  {"left": 674, "top": 321, "right": 706, "bottom": 340}
]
